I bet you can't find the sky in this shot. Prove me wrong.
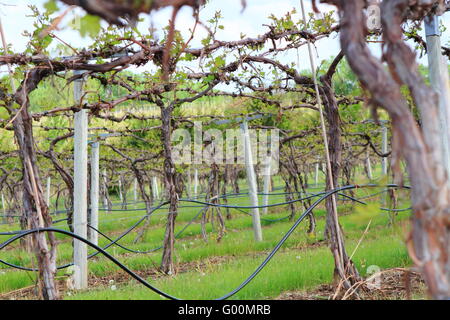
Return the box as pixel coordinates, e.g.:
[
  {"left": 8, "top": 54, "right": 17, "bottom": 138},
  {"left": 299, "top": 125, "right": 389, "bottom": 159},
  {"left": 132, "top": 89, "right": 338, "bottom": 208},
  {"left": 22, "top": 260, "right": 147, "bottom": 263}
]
[{"left": 0, "top": 0, "right": 448, "bottom": 74}]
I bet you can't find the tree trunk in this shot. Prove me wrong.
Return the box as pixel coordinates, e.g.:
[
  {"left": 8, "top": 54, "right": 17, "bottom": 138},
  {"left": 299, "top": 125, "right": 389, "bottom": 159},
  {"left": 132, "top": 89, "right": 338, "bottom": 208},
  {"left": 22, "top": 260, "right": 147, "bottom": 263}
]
[
  {"left": 322, "top": 0, "right": 450, "bottom": 299},
  {"left": 132, "top": 166, "right": 154, "bottom": 244},
  {"left": 160, "top": 104, "right": 181, "bottom": 274},
  {"left": 13, "top": 108, "right": 59, "bottom": 300},
  {"left": 320, "top": 52, "right": 361, "bottom": 288}
]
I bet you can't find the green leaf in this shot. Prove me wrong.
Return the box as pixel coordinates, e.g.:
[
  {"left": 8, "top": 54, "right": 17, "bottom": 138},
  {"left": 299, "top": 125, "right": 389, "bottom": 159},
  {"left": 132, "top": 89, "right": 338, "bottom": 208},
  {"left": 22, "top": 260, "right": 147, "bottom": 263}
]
[
  {"left": 214, "top": 56, "right": 226, "bottom": 68},
  {"left": 78, "top": 15, "right": 101, "bottom": 38},
  {"left": 44, "top": 0, "right": 59, "bottom": 14}
]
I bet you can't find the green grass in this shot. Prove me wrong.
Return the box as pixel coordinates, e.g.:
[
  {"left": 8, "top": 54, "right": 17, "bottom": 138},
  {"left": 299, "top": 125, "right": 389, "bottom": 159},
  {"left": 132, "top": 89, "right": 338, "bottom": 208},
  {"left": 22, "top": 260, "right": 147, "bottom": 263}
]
[
  {"left": 0, "top": 202, "right": 410, "bottom": 295},
  {"left": 66, "top": 234, "right": 410, "bottom": 300},
  {"left": 0, "top": 270, "right": 37, "bottom": 294},
  {"left": 0, "top": 172, "right": 413, "bottom": 299}
]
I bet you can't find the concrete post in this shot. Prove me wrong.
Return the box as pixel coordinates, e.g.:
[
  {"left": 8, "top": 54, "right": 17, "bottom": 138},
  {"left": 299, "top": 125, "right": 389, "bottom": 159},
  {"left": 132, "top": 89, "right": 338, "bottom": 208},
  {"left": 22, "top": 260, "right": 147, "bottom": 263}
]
[
  {"left": 102, "top": 168, "right": 108, "bottom": 211},
  {"left": 262, "top": 156, "right": 272, "bottom": 215},
  {"left": 241, "top": 121, "right": 263, "bottom": 241},
  {"left": 315, "top": 163, "right": 319, "bottom": 187},
  {"left": 152, "top": 177, "right": 159, "bottom": 200},
  {"left": 46, "top": 176, "right": 51, "bottom": 208},
  {"left": 187, "top": 168, "right": 192, "bottom": 199},
  {"left": 134, "top": 178, "right": 138, "bottom": 205},
  {"left": 73, "top": 72, "right": 88, "bottom": 290},
  {"left": 194, "top": 169, "right": 199, "bottom": 198},
  {"left": 425, "top": 15, "right": 450, "bottom": 177},
  {"left": 89, "top": 142, "right": 99, "bottom": 246},
  {"left": 118, "top": 177, "right": 123, "bottom": 203},
  {"left": 381, "top": 125, "right": 388, "bottom": 176},
  {"left": 366, "top": 155, "right": 373, "bottom": 181},
  {"left": 1, "top": 193, "right": 5, "bottom": 222}
]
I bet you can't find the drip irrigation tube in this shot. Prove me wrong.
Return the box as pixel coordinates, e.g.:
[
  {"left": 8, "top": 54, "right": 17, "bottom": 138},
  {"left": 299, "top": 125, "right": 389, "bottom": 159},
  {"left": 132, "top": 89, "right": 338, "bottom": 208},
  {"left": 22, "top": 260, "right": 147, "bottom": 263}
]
[{"left": 0, "top": 184, "right": 410, "bottom": 300}]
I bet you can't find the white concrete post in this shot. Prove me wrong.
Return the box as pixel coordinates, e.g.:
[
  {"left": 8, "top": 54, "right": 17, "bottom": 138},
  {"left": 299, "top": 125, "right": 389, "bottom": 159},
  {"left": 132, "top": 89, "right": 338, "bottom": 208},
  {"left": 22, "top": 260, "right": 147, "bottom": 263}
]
[
  {"left": 133, "top": 178, "right": 138, "bottom": 204},
  {"left": 314, "top": 163, "right": 319, "bottom": 187},
  {"left": 1, "top": 193, "right": 5, "bottom": 221},
  {"left": 262, "top": 156, "right": 272, "bottom": 215},
  {"left": 89, "top": 142, "right": 99, "bottom": 246},
  {"left": 118, "top": 177, "right": 123, "bottom": 203},
  {"left": 187, "top": 168, "right": 192, "bottom": 199},
  {"left": 381, "top": 125, "right": 388, "bottom": 176},
  {"left": 194, "top": 169, "right": 199, "bottom": 198},
  {"left": 73, "top": 71, "right": 88, "bottom": 290},
  {"left": 46, "top": 176, "right": 51, "bottom": 208},
  {"left": 241, "top": 121, "right": 263, "bottom": 241},
  {"left": 366, "top": 155, "right": 373, "bottom": 181},
  {"left": 152, "top": 176, "right": 159, "bottom": 200},
  {"left": 425, "top": 15, "right": 450, "bottom": 177},
  {"left": 102, "top": 168, "right": 108, "bottom": 211},
  {"left": 381, "top": 125, "right": 389, "bottom": 206}
]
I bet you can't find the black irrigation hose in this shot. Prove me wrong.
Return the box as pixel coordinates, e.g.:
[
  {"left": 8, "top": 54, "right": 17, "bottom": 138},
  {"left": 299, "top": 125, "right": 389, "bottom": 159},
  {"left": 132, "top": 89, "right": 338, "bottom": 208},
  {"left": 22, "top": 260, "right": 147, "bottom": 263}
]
[
  {"left": 0, "top": 186, "right": 411, "bottom": 271},
  {"left": 52, "top": 218, "right": 69, "bottom": 224},
  {"left": 0, "top": 189, "right": 322, "bottom": 230},
  {"left": 0, "top": 184, "right": 411, "bottom": 300},
  {"left": 1, "top": 196, "right": 253, "bottom": 224},
  {"left": 0, "top": 227, "right": 179, "bottom": 300},
  {"left": 1, "top": 200, "right": 227, "bottom": 269},
  {"left": 0, "top": 200, "right": 169, "bottom": 271},
  {"left": 70, "top": 188, "right": 401, "bottom": 252},
  {"left": 0, "top": 198, "right": 289, "bottom": 270},
  {"left": 0, "top": 187, "right": 394, "bottom": 224},
  {"left": 183, "top": 189, "right": 411, "bottom": 224},
  {"left": 88, "top": 206, "right": 209, "bottom": 255},
  {"left": 180, "top": 190, "right": 410, "bottom": 212},
  {"left": 0, "top": 186, "right": 292, "bottom": 224}
]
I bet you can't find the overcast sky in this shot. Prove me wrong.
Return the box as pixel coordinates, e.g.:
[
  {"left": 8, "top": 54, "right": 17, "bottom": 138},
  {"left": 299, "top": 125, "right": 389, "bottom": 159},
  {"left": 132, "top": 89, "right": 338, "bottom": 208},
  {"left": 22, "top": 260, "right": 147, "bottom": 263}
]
[{"left": 0, "top": 0, "right": 448, "bottom": 73}]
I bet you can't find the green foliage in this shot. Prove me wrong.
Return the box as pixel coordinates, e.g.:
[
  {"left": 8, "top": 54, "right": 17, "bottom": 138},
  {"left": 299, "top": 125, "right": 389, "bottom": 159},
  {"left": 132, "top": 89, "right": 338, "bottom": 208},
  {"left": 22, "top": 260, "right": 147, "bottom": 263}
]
[
  {"left": 23, "top": 5, "right": 55, "bottom": 54},
  {"left": 78, "top": 15, "right": 102, "bottom": 38},
  {"left": 43, "top": 0, "right": 59, "bottom": 14},
  {"left": 268, "top": 8, "right": 336, "bottom": 35}
]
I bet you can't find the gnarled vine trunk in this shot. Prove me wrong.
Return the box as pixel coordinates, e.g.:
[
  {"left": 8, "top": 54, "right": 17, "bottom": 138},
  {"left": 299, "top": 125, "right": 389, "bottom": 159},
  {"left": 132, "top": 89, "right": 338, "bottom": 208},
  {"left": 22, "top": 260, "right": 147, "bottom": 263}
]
[
  {"left": 13, "top": 74, "right": 58, "bottom": 299},
  {"left": 321, "top": 51, "right": 361, "bottom": 289},
  {"left": 160, "top": 103, "right": 181, "bottom": 274},
  {"left": 321, "top": 0, "right": 450, "bottom": 299}
]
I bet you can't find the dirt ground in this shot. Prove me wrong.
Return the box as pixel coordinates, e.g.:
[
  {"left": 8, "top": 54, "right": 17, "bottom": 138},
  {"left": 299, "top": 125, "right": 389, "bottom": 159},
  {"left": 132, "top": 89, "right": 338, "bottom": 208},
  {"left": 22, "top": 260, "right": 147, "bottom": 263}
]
[
  {"left": 1, "top": 267, "right": 428, "bottom": 300},
  {"left": 276, "top": 268, "right": 428, "bottom": 300}
]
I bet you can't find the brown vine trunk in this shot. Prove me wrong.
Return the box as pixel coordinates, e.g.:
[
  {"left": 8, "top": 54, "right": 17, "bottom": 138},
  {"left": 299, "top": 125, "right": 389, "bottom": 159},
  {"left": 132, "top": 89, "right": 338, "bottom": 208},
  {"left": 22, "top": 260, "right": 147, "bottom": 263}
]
[
  {"left": 322, "top": 0, "right": 450, "bottom": 299},
  {"left": 288, "top": 142, "right": 316, "bottom": 232},
  {"left": 132, "top": 166, "right": 154, "bottom": 244},
  {"left": 160, "top": 104, "right": 180, "bottom": 274},
  {"left": 222, "top": 165, "right": 232, "bottom": 220},
  {"left": 202, "top": 163, "right": 225, "bottom": 242},
  {"left": 13, "top": 108, "right": 59, "bottom": 300},
  {"left": 42, "top": 133, "right": 75, "bottom": 231},
  {"left": 319, "top": 51, "right": 361, "bottom": 288}
]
